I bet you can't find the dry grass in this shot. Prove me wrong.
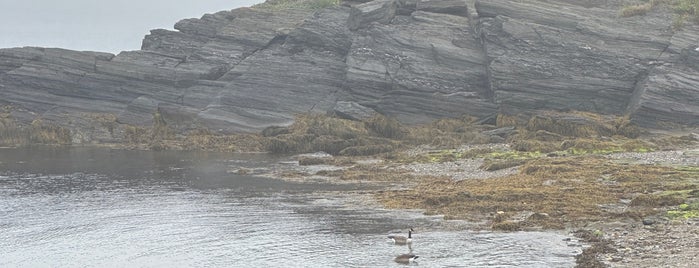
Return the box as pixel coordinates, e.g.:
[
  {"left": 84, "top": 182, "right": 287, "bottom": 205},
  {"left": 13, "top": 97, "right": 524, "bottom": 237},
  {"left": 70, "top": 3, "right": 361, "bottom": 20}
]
[
  {"left": 405, "top": 116, "right": 490, "bottom": 148},
  {"left": 480, "top": 159, "right": 527, "bottom": 171},
  {"left": 497, "top": 111, "right": 641, "bottom": 141},
  {"left": 182, "top": 130, "right": 266, "bottom": 152},
  {"left": 366, "top": 115, "right": 405, "bottom": 139},
  {"left": 261, "top": 113, "right": 489, "bottom": 155},
  {"left": 0, "top": 116, "right": 72, "bottom": 146},
  {"left": 620, "top": 3, "right": 653, "bottom": 17},
  {"left": 674, "top": 0, "right": 699, "bottom": 24},
  {"left": 339, "top": 165, "right": 417, "bottom": 182}
]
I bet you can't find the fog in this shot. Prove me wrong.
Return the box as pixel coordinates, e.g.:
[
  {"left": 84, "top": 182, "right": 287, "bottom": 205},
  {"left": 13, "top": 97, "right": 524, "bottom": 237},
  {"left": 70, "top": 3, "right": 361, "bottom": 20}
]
[{"left": 0, "top": 0, "right": 263, "bottom": 53}]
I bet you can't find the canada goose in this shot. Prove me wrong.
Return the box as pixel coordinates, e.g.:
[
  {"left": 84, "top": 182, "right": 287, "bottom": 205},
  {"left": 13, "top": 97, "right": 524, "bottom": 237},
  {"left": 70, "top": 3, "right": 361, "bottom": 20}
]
[
  {"left": 394, "top": 253, "right": 419, "bottom": 264},
  {"left": 388, "top": 228, "right": 414, "bottom": 244}
]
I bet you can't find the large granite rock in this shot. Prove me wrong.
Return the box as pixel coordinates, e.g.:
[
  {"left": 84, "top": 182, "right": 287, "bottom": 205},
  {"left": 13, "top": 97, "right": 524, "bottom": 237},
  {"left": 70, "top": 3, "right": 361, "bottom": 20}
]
[{"left": 0, "top": 0, "right": 697, "bottom": 143}]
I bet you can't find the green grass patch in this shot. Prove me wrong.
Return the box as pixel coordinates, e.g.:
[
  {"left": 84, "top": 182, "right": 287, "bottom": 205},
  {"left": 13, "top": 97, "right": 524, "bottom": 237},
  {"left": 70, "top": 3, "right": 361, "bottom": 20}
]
[
  {"left": 667, "top": 201, "right": 699, "bottom": 219},
  {"left": 675, "top": 0, "right": 699, "bottom": 16},
  {"left": 675, "top": 165, "right": 699, "bottom": 173},
  {"left": 487, "top": 150, "right": 544, "bottom": 160},
  {"left": 423, "top": 149, "right": 466, "bottom": 163},
  {"left": 672, "top": 0, "right": 699, "bottom": 29}
]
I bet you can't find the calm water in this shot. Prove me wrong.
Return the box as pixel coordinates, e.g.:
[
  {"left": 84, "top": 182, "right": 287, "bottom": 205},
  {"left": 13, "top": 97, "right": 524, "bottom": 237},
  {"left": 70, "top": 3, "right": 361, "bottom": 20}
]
[{"left": 0, "top": 147, "right": 579, "bottom": 267}]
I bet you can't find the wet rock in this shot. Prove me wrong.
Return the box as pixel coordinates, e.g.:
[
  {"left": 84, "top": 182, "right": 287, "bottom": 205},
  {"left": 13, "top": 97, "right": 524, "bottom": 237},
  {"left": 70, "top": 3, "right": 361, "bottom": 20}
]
[{"left": 642, "top": 218, "right": 655, "bottom": 226}]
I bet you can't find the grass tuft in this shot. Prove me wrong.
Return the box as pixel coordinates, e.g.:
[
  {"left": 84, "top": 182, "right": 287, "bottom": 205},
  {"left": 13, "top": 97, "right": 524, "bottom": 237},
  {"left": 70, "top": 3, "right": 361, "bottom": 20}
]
[{"left": 621, "top": 3, "right": 653, "bottom": 17}]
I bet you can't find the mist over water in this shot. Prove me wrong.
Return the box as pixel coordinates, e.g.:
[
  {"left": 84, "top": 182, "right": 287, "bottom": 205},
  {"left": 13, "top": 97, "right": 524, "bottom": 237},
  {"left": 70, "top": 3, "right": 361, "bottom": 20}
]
[
  {"left": 0, "top": 147, "right": 579, "bottom": 267},
  {"left": 0, "top": 0, "right": 264, "bottom": 53}
]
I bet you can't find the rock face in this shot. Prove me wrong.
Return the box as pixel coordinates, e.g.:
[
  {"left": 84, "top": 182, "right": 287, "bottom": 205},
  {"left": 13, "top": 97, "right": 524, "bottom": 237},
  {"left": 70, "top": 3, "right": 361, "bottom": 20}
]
[
  {"left": 473, "top": 0, "right": 697, "bottom": 128},
  {"left": 0, "top": 0, "right": 697, "bottom": 142}
]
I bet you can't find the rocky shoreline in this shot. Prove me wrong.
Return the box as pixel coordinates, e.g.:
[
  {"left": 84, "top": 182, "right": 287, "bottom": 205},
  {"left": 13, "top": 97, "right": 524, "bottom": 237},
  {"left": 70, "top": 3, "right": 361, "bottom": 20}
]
[
  {"left": 1, "top": 0, "right": 698, "bottom": 266},
  {"left": 264, "top": 129, "right": 698, "bottom": 267},
  {"left": 3, "top": 112, "right": 697, "bottom": 267}
]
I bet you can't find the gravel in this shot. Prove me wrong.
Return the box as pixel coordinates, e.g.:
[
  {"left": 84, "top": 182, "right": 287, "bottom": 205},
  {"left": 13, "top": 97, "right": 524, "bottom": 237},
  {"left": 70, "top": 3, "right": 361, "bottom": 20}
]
[
  {"left": 401, "top": 144, "right": 518, "bottom": 181},
  {"left": 401, "top": 145, "right": 699, "bottom": 268}
]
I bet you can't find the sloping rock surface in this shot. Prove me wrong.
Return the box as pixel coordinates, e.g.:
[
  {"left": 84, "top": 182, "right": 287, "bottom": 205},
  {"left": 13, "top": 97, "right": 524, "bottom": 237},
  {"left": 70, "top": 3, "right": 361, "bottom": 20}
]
[{"left": 0, "top": 0, "right": 697, "bottom": 141}]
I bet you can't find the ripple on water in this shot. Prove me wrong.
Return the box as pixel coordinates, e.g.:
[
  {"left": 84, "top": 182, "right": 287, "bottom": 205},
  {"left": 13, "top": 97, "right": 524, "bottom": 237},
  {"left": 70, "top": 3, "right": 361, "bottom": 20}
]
[{"left": 1, "top": 167, "right": 577, "bottom": 267}]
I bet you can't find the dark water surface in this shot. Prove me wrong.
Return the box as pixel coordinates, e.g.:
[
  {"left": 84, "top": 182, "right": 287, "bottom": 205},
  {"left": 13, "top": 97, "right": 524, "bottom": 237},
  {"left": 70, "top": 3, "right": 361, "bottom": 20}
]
[{"left": 0, "top": 147, "right": 579, "bottom": 267}]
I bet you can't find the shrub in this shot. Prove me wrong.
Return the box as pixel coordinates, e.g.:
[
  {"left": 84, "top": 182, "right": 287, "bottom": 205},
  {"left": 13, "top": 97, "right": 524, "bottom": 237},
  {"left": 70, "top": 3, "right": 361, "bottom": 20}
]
[
  {"left": 675, "top": 0, "right": 699, "bottom": 25},
  {"left": 28, "top": 119, "right": 72, "bottom": 145}
]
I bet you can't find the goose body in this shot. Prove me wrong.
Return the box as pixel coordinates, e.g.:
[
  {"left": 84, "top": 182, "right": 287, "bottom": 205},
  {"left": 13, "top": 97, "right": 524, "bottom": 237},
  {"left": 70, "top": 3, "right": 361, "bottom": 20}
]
[
  {"left": 394, "top": 254, "right": 419, "bottom": 264},
  {"left": 388, "top": 228, "right": 413, "bottom": 245}
]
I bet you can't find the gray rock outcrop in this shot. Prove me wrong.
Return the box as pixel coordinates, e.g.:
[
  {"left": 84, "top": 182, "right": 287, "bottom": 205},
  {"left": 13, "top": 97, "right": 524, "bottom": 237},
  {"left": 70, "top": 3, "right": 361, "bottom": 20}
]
[{"left": 0, "top": 0, "right": 697, "bottom": 143}]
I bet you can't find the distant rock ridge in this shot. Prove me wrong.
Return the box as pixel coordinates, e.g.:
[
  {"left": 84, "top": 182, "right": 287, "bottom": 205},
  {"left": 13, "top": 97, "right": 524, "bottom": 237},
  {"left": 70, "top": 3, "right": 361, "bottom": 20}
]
[{"left": 0, "top": 0, "right": 697, "bottom": 144}]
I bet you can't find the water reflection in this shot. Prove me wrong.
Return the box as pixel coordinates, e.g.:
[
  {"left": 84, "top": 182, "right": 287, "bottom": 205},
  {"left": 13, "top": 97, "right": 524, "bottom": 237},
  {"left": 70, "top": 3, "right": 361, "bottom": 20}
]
[{"left": 0, "top": 147, "right": 579, "bottom": 267}]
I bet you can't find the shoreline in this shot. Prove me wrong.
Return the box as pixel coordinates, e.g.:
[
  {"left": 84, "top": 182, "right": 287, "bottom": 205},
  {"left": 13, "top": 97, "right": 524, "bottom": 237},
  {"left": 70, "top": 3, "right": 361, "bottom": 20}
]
[
  {"left": 266, "top": 142, "right": 698, "bottom": 267},
  {"left": 3, "top": 140, "right": 697, "bottom": 266},
  {"left": 2, "top": 112, "right": 698, "bottom": 267}
]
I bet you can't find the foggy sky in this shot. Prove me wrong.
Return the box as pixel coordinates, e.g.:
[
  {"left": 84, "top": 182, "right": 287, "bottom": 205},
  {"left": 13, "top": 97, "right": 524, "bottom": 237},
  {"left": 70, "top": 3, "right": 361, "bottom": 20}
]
[{"left": 0, "top": 0, "right": 263, "bottom": 53}]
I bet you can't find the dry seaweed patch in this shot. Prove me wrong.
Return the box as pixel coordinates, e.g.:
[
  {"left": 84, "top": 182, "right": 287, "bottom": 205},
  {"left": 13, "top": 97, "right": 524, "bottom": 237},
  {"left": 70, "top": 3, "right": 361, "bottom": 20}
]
[
  {"left": 182, "top": 130, "right": 265, "bottom": 152},
  {"left": 376, "top": 156, "right": 698, "bottom": 230},
  {"left": 406, "top": 117, "right": 490, "bottom": 148},
  {"left": 263, "top": 113, "right": 489, "bottom": 156},
  {"left": 0, "top": 118, "right": 72, "bottom": 146},
  {"left": 264, "top": 114, "right": 395, "bottom": 155},
  {"left": 339, "top": 164, "right": 416, "bottom": 182},
  {"left": 0, "top": 106, "right": 74, "bottom": 146},
  {"left": 500, "top": 111, "right": 640, "bottom": 139},
  {"left": 574, "top": 230, "right": 616, "bottom": 268},
  {"left": 479, "top": 159, "right": 527, "bottom": 171}
]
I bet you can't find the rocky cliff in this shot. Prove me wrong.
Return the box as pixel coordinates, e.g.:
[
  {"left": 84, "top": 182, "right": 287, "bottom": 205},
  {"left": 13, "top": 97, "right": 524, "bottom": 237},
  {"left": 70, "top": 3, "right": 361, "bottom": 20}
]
[{"left": 0, "top": 0, "right": 697, "bottom": 144}]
